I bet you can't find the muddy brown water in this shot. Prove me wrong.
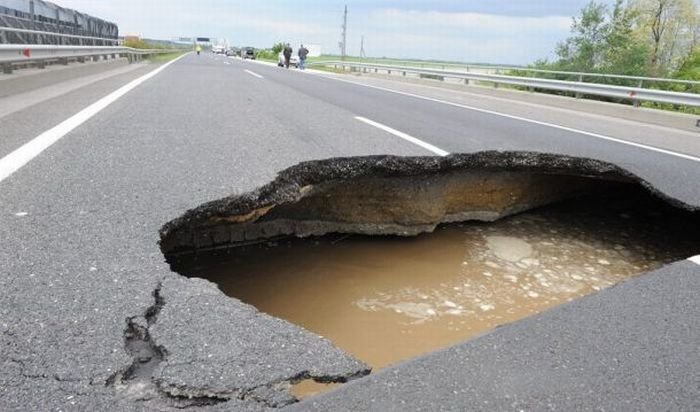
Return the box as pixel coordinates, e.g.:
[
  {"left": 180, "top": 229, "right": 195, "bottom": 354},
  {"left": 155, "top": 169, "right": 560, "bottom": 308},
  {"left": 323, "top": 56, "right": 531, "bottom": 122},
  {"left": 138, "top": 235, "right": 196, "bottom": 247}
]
[{"left": 170, "top": 188, "right": 699, "bottom": 399}]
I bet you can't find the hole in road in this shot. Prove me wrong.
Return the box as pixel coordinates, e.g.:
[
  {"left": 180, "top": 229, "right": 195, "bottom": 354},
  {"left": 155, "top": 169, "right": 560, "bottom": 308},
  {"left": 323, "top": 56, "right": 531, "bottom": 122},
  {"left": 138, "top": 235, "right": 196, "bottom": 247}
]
[
  {"left": 160, "top": 154, "right": 700, "bottom": 401},
  {"left": 168, "top": 185, "right": 699, "bottom": 399}
]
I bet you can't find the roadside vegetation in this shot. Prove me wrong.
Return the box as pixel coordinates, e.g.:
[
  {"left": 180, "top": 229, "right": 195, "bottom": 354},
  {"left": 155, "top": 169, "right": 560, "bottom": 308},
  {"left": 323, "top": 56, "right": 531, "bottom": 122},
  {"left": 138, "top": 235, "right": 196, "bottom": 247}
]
[
  {"left": 146, "top": 51, "right": 187, "bottom": 63},
  {"left": 510, "top": 0, "right": 699, "bottom": 113},
  {"left": 255, "top": 42, "right": 284, "bottom": 61},
  {"left": 123, "top": 38, "right": 187, "bottom": 63}
]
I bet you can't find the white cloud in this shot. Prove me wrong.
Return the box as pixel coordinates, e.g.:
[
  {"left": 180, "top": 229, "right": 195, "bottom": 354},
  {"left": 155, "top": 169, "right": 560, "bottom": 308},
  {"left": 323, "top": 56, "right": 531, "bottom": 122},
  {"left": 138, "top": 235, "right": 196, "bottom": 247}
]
[
  {"left": 51, "top": 1, "right": 573, "bottom": 64},
  {"left": 368, "top": 9, "right": 571, "bottom": 32},
  {"left": 349, "top": 9, "right": 571, "bottom": 63}
]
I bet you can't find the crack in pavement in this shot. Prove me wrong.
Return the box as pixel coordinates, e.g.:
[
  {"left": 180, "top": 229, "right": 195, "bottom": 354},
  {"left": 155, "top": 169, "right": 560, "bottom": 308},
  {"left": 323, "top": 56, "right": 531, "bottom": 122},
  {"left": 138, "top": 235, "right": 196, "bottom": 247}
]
[
  {"left": 106, "top": 280, "right": 228, "bottom": 408},
  {"left": 160, "top": 367, "right": 369, "bottom": 409}
]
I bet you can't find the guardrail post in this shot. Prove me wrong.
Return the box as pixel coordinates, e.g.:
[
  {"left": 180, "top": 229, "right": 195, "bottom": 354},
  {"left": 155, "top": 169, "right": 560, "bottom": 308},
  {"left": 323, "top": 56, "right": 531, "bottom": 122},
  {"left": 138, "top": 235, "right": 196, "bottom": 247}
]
[
  {"left": 633, "top": 80, "right": 644, "bottom": 107},
  {"left": 575, "top": 74, "right": 584, "bottom": 99},
  {"left": 60, "top": 57, "right": 68, "bottom": 66},
  {"left": 2, "top": 63, "right": 12, "bottom": 74}
]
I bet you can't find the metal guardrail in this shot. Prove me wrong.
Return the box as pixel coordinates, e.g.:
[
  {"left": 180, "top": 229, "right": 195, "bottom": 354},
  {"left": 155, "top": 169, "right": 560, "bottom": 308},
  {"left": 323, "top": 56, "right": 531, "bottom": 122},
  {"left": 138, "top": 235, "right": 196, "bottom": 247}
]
[
  {"left": 331, "top": 59, "right": 700, "bottom": 87},
  {"left": 0, "top": 44, "right": 186, "bottom": 73},
  {"left": 0, "top": 26, "right": 119, "bottom": 45},
  {"left": 311, "top": 61, "right": 700, "bottom": 107}
]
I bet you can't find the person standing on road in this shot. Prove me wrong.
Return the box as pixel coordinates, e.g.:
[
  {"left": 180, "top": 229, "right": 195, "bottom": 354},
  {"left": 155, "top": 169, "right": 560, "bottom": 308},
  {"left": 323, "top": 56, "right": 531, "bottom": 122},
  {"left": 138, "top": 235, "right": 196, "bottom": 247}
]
[
  {"left": 283, "top": 43, "right": 293, "bottom": 69},
  {"left": 298, "top": 44, "right": 309, "bottom": 70}
]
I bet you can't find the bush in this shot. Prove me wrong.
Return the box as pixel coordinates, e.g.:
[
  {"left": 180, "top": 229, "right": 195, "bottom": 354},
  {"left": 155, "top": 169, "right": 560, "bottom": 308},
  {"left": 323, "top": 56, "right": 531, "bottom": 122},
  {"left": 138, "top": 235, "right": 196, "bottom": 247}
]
[{"left": 256, "top": 49, "right": 277, "bottom": 60}]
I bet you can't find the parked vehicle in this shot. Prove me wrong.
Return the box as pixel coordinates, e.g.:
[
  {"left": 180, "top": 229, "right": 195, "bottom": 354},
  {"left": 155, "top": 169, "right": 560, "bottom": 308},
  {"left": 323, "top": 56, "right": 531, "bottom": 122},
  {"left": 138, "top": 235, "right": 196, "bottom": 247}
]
[
  {"left": 277, "top": 51, "right": 298, "bottom": 68},
  {"left": 241, "top": 47, "right": 256, "bottom": 59}
]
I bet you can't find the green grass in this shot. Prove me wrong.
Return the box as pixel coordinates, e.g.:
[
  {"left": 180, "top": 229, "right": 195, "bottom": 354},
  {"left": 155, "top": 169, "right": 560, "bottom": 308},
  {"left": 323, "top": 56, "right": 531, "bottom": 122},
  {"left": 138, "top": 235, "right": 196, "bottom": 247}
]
[
  {"left": 147, "top": 51, "right": 187, "bottom": 63},
  {"left": 306, "top": 55, "right": 502, "bottom": 69},
  {"left": 256, "top": 56, "right": 277, "bottom": 64}
]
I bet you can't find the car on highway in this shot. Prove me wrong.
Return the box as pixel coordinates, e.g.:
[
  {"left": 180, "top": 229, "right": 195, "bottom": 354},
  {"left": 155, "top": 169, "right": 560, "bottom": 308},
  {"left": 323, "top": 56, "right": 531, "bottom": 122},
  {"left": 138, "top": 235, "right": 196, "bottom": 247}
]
[
  {"left": 225, "top": 47, "right": 239, "bottom": 57},
  {"left": 277, "top": 51, "right": 298, "bottom": 68},
  {"left": 241, "top": 47, "right": 256, "bottom": 59}
]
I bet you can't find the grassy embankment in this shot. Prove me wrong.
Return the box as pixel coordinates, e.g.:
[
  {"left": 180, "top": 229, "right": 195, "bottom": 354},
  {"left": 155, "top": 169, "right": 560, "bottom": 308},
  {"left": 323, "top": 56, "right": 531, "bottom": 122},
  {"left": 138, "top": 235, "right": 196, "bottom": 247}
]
[{"left": 123, "top": 38, "right": 188, "bottom": 63}]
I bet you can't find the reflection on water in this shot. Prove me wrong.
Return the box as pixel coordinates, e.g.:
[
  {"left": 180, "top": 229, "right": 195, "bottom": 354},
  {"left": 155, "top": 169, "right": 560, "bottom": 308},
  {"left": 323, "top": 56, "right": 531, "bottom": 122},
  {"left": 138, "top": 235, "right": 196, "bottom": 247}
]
[{"left": 171, "top": 189, "right": 699, "bottom": 397}]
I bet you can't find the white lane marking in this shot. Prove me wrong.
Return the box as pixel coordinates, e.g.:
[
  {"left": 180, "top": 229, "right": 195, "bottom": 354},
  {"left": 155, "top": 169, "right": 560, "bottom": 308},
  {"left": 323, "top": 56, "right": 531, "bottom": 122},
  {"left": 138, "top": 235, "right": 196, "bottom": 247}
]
[
  {"left": 323, "top": 76, "right": 700, "bottom": 163},
  {"left": 0, "top": 53, "right": 189, "bottom": 184},
  {"left": 244, "top": 69, "right": 264, "bottom": 79},
  {"left": 355, "top": 116, "right": 449, "bottom": 156},
  {"left": 689, "top": 255, "right": 700, "bottom": 265}
]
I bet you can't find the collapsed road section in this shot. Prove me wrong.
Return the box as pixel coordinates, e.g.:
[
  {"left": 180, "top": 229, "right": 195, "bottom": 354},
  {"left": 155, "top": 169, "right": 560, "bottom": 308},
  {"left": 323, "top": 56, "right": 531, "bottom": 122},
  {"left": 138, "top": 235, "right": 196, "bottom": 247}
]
[{"left": 160, "top": 151, "right": 699, "bottom": 403}]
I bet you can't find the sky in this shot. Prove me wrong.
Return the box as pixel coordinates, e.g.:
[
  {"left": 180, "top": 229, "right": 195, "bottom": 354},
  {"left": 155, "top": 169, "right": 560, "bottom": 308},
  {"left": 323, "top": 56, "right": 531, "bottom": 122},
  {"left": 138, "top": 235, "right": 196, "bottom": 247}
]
[{"left": 53, "top": 0, "right": 614, "bottom": 65}]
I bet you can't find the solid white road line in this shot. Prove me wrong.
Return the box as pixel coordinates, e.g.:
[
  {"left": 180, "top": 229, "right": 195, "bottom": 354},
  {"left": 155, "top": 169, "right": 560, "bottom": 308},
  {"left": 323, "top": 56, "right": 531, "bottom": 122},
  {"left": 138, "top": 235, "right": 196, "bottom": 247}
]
[
  {"left": 355, "top": 116, "right": 449, "bottom": 156},
  {"left": 244, "top": 69, "right": 264, "bottom": 79},
  {"left": 0, "top": 53, "right": 189, "bottom": 184},
  {"left": 688, "top": 255, "right": 700, "bottom": 265},
  {"left": 325, "top": 76, "right": 700, "bottom": 163}
]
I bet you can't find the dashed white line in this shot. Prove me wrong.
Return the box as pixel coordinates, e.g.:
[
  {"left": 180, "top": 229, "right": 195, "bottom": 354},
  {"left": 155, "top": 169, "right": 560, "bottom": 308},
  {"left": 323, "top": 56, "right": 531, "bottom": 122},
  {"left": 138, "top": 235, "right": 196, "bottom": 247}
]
[
  {"left": 244, "top": 69, "right": 264, "bottom": 79},
  {"left": 0, "top": 53, "right": 189, "bottom": 184},
  {"left": 688, "top": 255, "right": 700, "bottom": 265},
  {"left": 355, "top": 116, "right": 449, "bottom": 156},
  {"left": 324, "top": 76, "right": 700, "bottom": 163}
]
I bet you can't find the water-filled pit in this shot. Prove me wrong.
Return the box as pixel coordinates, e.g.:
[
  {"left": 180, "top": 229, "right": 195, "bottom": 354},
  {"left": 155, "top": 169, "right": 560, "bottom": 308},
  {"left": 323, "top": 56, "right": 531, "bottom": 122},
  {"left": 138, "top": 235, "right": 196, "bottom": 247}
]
[{"left": 169, "top": 185, "right": 699, "bottom": 399}]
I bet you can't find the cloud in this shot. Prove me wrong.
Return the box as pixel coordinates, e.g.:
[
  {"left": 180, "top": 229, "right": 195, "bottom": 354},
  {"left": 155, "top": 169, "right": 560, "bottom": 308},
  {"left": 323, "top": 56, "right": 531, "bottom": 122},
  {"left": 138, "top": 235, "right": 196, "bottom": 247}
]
[
  {"left": 368, "top": 9, "right": 571, "bottom": 32},
  {"left": 51, "top": 1, "right": 573, "bottom": 64},
  {"left": 349, "top": 9, "right": 571, "bottom": 63}
]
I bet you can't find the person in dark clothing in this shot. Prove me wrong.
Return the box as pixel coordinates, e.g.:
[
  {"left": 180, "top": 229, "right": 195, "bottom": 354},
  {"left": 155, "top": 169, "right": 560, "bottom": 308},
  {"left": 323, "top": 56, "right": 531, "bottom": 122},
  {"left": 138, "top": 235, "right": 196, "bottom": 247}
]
[
  {"left": 298, "top": 44, "right": 309, "bottom": 70},
  {"left": 283, "top": 43, "right": 293, "bottom": 68}
]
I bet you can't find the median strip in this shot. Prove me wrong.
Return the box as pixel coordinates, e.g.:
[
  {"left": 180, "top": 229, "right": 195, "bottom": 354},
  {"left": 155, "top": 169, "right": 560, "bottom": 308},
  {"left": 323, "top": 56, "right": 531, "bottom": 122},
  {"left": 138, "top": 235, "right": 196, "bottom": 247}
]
[{"left": 355, "top": 116, "right": 449, "bottom": 156}]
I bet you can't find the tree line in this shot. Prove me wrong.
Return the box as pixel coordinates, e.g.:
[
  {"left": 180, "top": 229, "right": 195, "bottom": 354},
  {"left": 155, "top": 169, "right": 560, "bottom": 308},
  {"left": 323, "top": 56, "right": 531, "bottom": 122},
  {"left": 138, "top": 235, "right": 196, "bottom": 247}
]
[{"left": 536, "top": 0, "right": 699, "bottom": 82}]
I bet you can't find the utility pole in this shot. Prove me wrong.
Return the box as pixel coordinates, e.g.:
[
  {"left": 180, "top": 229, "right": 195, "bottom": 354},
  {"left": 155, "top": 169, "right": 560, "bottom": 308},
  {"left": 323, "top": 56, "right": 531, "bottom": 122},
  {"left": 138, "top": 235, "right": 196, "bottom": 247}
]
[
  {"left": 340, "top": 5, "right": 347, "bottom": 60},
  {"left": 360, "top": 35, "right": 366, "bottom": 59}
]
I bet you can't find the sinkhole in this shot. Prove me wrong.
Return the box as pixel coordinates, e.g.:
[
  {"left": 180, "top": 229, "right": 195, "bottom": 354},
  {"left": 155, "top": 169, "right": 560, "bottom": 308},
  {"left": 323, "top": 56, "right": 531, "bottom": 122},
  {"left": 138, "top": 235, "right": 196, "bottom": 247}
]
[{"left": 160, "top": 153, "right": 700, "bottom": 400}]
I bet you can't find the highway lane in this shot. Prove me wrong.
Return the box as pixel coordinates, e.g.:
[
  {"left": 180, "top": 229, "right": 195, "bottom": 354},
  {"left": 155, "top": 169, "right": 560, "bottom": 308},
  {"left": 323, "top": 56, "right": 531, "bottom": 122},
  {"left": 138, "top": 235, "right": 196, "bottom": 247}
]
[
  {"left": 1, "top": 53, "right": 698, "bottom": 410},
  {"left": 0, "top": 52, "right": 426, "bottom": 411},
  {"left": 233, "top": 56, "right": 700, "bottom": 206},
  {"left": 0, "top": 62, "right": 157, "bottom": 160}
]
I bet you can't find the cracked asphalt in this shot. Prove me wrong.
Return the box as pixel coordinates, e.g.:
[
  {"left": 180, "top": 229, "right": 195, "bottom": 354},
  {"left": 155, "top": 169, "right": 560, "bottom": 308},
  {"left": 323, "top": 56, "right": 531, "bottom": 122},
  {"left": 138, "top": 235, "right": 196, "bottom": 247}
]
[{"left": 1, "top": 53, "right": 698, "bottom": 410}]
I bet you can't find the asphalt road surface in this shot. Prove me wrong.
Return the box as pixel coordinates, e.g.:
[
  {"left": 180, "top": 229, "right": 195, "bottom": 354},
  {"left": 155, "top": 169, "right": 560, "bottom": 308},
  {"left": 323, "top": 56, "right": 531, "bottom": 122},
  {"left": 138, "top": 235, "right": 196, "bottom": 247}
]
[{"left": 1, "top": 53, "right": 698, "bottom": 411}]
